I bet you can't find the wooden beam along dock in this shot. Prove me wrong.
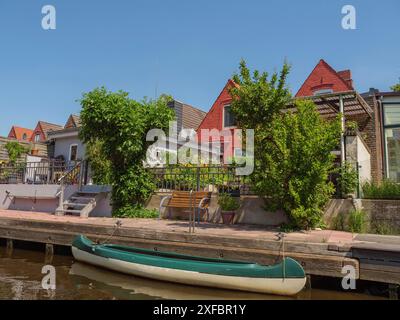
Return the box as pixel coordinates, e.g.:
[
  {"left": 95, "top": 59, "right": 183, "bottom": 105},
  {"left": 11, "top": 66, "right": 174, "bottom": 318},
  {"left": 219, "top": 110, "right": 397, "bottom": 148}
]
[{"left": 0, "top": 210, "right": 399, "bottom": 286}]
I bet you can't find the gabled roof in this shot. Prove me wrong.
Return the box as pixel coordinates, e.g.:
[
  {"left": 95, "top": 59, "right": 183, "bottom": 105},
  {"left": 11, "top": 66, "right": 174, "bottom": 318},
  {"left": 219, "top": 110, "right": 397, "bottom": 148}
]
[
  {"left": 181, "top": 103, "right": 206, "bottom": 130},
  {"left": 196, "top": 79, "right": 238, "bottom": 133},
  {"left": 8, "top": 126, "right": 34, "bottom": 141},
  {"left": 35, "top": 121, "right": 64, "bottom": 140},
  {"left": 65, "top": 114, "right": 81, "bottom": 129},
  {"left": 295, "top": 59, "right": 354, "bottom": 97}
]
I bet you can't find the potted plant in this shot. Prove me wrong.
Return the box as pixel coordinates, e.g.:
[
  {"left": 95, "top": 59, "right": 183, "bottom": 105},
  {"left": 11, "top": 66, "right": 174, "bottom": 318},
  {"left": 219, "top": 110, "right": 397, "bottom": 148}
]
[
  {"left": 228, "top": 185, "right": 241, "bottom": 198},
  {"left": 218, "top": 193, "right": 241, "bottom": 225}
]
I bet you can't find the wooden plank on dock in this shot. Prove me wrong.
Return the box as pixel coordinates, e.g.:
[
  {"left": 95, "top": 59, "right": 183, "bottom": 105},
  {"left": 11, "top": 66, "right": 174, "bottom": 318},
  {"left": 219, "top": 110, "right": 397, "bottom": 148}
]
[{"left": 0, "top": 217, "right": 359, "bottom": 279}]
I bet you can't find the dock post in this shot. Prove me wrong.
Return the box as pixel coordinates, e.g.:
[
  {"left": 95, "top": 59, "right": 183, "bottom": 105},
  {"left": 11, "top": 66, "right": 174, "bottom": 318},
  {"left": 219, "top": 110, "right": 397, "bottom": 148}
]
[
  {"left": 389, "top": 284, "right": 399, "bottom": 300},
  {"left": 45, "top": 244, "right": 54, "bottom": 264},
  {"left": 6, "top": 239, "right": 13, "bottom": 251},
  {"left": 305, "top": 275, "right": 312, "bottom": 290}
]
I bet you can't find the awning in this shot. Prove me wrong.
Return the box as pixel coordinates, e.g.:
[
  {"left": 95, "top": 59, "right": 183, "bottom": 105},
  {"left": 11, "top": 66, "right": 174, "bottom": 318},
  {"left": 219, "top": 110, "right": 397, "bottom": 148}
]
[{"left": 288, "top": 91, "right": 373, "bottom": 118}]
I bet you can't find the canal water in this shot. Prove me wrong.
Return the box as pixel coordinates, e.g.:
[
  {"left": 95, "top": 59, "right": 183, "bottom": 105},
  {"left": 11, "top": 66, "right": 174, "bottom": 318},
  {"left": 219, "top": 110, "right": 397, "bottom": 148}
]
[{"left": 0, "top": 245, "right": 388, "bottom": 300}]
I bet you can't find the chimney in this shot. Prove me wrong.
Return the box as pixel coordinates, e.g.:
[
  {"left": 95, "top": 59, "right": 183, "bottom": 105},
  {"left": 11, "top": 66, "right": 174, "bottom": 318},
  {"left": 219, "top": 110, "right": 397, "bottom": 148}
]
[
  {"left": 368, "top": 88, "right": 380, "bottom": 96},
  {"left": 337, "top": 70, "right": 353, "bottom": 89}
]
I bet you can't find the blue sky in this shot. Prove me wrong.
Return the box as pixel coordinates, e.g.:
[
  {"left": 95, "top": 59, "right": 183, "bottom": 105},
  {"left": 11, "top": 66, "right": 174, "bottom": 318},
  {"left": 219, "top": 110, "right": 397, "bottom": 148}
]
[{"left": 0, "top": 0, "right": 399, "bottom": 136}]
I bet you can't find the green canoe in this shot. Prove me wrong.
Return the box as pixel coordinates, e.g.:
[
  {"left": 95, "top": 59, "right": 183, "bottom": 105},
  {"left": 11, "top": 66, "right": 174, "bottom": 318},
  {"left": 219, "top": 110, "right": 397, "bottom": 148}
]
[{"left": 72, "top": 235, "right": 306, "bottom": 296}]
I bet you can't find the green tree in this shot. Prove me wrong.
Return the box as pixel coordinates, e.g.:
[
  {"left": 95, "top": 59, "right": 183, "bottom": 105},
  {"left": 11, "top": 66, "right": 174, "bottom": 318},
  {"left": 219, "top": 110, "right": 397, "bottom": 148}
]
[
  {"left": 337, "top": 161, "right": 358, "bottom": 197},
  {"left": 79, "top": 87, "right": 174, "bottom": 215},
  {"left": 230, "top": 60, "right": 341, "bottom": 229},
  {"left": 391, "top": 81, "right": 400, "bottom": 92},
  {"left": 85, "top": 139, "right": 112, "bottom": 185},
  {"left": 4, "top": 142, "right": 29, "bottom": 165}
]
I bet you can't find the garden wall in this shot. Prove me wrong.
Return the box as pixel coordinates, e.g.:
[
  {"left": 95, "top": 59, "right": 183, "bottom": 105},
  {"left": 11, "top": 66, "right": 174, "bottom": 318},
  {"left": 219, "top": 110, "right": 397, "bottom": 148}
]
[
  {"left": 323, "top": 198, "right": 400, "bottom": 232},
  {"left": 149, "top": 193, "right": 287, "bottom": 227},
  {"left": 0, "top": 184, "right": 112, "bottom": 217},
  {"left": 361, "top": 199, "right": 400, "bottom": 230}
]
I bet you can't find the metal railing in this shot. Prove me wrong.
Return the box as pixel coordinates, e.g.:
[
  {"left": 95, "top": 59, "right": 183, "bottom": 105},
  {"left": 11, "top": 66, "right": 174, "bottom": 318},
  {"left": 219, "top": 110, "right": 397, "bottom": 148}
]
[
  {"left": 149, "top": 165, "right": 253, "bottom": 195},
  {"left": 56, "top": 161, "right": 88, "bottom": 213},
  {"left": 0, "top": 160, "right": 83, "bottom": 185}
]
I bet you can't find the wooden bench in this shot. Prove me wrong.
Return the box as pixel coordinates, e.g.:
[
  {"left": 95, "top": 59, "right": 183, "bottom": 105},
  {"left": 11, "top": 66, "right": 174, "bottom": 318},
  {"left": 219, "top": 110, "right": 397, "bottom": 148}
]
[{"left": 159, "top": 191, "right": 211, "bottom": 222}]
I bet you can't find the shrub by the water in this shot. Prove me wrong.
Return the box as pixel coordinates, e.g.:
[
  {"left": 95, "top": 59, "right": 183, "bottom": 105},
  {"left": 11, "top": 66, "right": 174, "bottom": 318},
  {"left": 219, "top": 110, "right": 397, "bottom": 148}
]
[
  {"left": 348, "top": 210, "right": 367, "bottom": 233},
  {"left": 363, "top": 180, "right": 400, "bottom": 199},
  {"left": 114, "top": 207, "right": 159, "bottom": 219}
]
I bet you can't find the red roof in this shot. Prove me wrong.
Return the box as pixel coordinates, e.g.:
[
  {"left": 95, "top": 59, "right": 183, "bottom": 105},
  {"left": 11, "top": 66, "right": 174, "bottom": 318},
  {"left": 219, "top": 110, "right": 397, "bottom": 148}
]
[
  {"left": 7, "top": 126, "right": 34, "bottom": 141},
  {"left": 295, "top": 59, "right": 354, "bottom": 97}
]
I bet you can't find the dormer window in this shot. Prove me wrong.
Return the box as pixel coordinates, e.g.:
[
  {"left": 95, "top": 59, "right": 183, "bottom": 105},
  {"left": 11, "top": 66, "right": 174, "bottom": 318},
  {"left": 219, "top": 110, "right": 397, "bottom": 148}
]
[
  {"left": 22, "top": 133, "right": 27, "bottom": 140},
  {"left": 34, "top": 134, "right": 41, "bottom": 142}
]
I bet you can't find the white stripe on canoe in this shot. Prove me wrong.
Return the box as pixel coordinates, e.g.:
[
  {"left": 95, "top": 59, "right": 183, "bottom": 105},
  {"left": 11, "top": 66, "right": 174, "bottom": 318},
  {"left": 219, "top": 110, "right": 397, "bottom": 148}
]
[{"left": 72, "top": 247, "right": 306, "bottom": 296}]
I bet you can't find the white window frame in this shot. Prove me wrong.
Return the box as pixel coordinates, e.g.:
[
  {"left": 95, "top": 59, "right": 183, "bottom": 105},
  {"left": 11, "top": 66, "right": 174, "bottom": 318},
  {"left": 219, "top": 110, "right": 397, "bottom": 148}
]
[
  {"left": 34, "top": 133, "right": 41, "bottom": 142},
  {"left": 69, "top": 144, "right": 78, "bottom": 162}
]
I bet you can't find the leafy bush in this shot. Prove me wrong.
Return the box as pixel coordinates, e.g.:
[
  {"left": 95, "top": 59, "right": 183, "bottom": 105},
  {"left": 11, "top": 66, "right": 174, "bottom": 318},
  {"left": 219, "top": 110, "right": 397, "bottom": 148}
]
[
  {"left": 230, "top": 60, "right": 341, "bottom": 229},
  {"left": 4, "top": 142, "right": 29, "bottom": 164},
  {"left": 333, "top": 209, "right": 367, "bottom": 233},
  {"left": 333, "top": 212, "right": 347, "bottom": 231},
  {"left": 114, "top": 207, "right": 159, "bottom": 219},
  {"left": 345, "top": 120, "right": 359, "bottom": 131},
  {"left": 391, "top": 82, "right": 400, "bottom": 92},
  {"left": 369, "top": 219, "right": 400, "bottom": 235},
  {"left": 218, "top": 193, "right": 240, "bottom": 211},
  {"left": 337, "top": 162, "right": 358, "bottom": 197},
  {"left": 363, "top": 180, "right": 400, "bottom": 199},
  {"left": 348, "top": 210, "right": 367, "bottom": 233},
  {"left": 86, "top": 139, "right": 113, "bottom": 185},
  {"left": 80, "top": 87, "right": 174, "bottom": 214}
]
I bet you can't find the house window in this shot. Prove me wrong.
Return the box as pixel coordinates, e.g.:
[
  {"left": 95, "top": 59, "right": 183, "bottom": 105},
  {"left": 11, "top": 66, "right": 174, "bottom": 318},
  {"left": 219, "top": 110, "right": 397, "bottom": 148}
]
[
  {"left": 313, "top": 89, "right": 334, "bottom": 96},
  {"left": 384, "top": 128, "right": 400, "bottom": 182},
  {"left": 22, "top": 133, "right": 27, "bottom": 140},
  {"left": 223, "top": 105, "right": 237, "bottom": 128},
  {"left": 69, "top": 144, "right": 78, "bottom": 162},
  {"left": 384, "top": 104, "right": 400, "bottom": 126},
  {"left": 383, "top": 103, "right": 400, "bottom": 182},
  {"left": 34, "top": 134, "right": 41, "bottom": 142}
]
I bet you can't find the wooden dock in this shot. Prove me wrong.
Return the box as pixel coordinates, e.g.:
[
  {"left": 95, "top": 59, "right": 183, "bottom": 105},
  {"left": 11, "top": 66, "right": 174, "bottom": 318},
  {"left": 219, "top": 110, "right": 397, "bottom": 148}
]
[{"left": 0, "top": 210, "right": 399, "bottom": 286}]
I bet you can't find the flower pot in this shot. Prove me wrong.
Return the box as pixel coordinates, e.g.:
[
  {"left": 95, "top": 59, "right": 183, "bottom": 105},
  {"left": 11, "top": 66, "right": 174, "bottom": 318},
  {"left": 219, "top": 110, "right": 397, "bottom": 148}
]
[
  {"left": 221, "top": 210, "right": 235, "bottom": 225},
  {"left": 228, "top": 189, "right": 241, "bottom": 198}
]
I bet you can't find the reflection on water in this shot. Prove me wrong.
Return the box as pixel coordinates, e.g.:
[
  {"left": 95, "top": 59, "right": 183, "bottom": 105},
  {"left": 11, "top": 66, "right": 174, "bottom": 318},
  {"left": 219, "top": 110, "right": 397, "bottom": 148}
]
[{"left": 0, "top": 246, "right": 386, "bottom": 300}]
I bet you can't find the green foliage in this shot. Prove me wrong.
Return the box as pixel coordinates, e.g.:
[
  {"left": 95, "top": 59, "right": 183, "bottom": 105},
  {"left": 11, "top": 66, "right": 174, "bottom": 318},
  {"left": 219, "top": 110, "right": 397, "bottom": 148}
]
[
  {"left": 230, "top": 60, "right": 341, "bottom": 229},
  {"left": 161, "top": 164, "right": 247, "bottom": 191},
  {"left": 345, "top": 121, "right": 358, "bottom": 131},
  {"left": 218, "top": 193, "right": 240, "bottom": 211},
  {"left": 391, "top": 82, "right": 400, "bottom": 92},
  {"left": 363, "top": 180, "right": 400, "bottom": 199},
  {"left": 370, "top": 220, "right": 399, "bottom": 235},
  {"left": 333, "top": 210, "right": 367, "bottom": 233},
  {"left": 348, "top": 210, "right": 367, "bottom": 233},
  {"left": 85, "top": 139, "right": 112, "bottom": 185},
  {"left": 79, "top": 87, "right": 174, "bottom": 214},
  {"left": 114, "top": 207, "right": 159, "bottom": 219},
  {"left": 337, "top": 162, "right": 358, "bottom": 197},
  {"left": 333, "top": 212, "right": 347, "bottom": 232},
  {"left": 4, "top": 142, "right": 29, "bottom": 164}
]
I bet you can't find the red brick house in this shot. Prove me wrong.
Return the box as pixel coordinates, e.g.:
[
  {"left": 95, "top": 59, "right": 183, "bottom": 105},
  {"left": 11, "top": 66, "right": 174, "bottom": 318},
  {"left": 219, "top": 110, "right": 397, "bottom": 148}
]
[
  {"left": 30, "top": 121, "right": 63, "bottom": 143},
  {"left": 197, "top": 59, "right": 384, "bottom": 184},
  {"left": 7, "top": 126, "right": 34, "bottom": 142},
  {"left": 295, "top": 59, "right": 354, "bottom": 97},
  {"left": 196, "top": 79, "right": 243, "bottom": 162}
]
